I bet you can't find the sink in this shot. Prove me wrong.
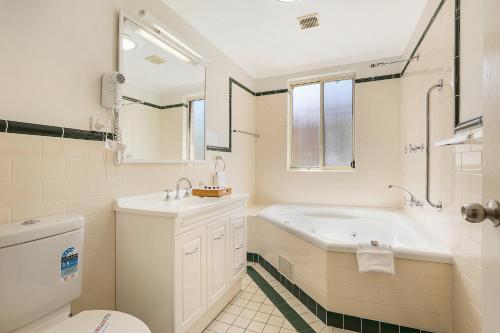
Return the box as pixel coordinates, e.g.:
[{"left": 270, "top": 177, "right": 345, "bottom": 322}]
[{"left": 114, "top": 192, "right": 250, "bottom": 218}]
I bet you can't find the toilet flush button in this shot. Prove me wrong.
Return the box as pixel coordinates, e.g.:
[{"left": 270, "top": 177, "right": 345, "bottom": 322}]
[{"left": 21, "top": 219, "right": 40, "bottom": 226}]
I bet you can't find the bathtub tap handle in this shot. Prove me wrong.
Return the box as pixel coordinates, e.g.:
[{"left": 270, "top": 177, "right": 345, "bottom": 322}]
[{"left": 462, "top": 201, "right": 500, "bottom": 227}]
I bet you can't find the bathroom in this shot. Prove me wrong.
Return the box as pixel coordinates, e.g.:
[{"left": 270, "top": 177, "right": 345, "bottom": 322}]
[{"left": 0, "top": 0, "right": 499, "bottom": 333}]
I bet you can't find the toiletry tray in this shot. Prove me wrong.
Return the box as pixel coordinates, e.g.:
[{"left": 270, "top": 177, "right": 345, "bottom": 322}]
[{"left": 192, "top": 187, "right": 232, "bottom": 197}]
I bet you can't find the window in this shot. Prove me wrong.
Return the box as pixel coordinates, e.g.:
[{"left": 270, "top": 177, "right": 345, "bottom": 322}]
[
  {"left": 188, "top": 99, "right": 205, "bottom": 160},
  {"left": 289, "top": 76, "right": 354, "bottom": 170}
]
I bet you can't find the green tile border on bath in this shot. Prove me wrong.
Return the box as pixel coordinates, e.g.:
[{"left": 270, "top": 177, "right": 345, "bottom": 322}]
[
  {"left": 246, "top": 266, "right": 315, "bottom": 333},
  {"left": 247, "top": 252, "right": 434, "bottom": 333}
]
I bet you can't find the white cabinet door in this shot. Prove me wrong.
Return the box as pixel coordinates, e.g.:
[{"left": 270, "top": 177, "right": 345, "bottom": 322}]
[
  {"left": 206, "top": 217, "right": 230, "bottom": 305},
  {"left": 230, "top": 213, "right": 246, "bottom": 281},
  {"left": 174, "top": 225, "right": 207, "bottom": 333}
]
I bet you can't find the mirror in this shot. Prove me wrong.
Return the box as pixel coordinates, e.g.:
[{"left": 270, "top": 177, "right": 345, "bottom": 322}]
[
  {"left": 455, "top": 0, "right": 483, "bottom": 132},
  {"left": 119, "top": 13, "right": 206, "bottom": 162}
]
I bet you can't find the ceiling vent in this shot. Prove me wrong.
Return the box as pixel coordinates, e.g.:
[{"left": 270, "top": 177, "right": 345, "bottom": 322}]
[
  {"left": 145, "top": 55, "right": 166, "bottom": 65},
  {"left": 297, "top": 13, "right": 319, "bottom": 30}
]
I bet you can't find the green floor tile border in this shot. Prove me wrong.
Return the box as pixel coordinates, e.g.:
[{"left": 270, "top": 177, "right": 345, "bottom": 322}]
[
  {"left": 246, "top": 266, "right": 315, "bottom": 333},
  {"left": 247, "top": 252, "right": 434, "bottom": 333}
]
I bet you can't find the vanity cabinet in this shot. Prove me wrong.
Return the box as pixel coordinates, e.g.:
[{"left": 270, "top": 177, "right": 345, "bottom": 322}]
[
  {"left": 174, "top": 225, "right": 207, "bottom": 332},
  {"left": 114, "top": 194, "right": 248, "bottom": 333},
  {"left": 206, "top": 217, "right": 229, "bottom": 305}
]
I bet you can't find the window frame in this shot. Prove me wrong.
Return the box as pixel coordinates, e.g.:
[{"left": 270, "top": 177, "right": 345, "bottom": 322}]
[
  {"left": 287, "top": 73, "right": 356, "bottom": 171},
  {"left": 187, "top": 96, "right": 206, "bottom": 161}
]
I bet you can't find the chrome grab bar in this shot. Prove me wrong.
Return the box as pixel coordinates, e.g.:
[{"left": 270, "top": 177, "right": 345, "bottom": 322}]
[{"left": 425, "top": 79, "right": 444, "bottom": 211}]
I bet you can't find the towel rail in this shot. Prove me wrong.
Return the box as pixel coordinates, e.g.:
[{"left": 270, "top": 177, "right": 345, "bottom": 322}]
[{"left": 233, "top": 129, "right": 260, "bottom": 138}]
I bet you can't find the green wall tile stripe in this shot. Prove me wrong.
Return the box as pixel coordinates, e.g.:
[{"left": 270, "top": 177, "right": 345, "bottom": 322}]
[
  {"left": 400, "top": 0, "right": 446, "bottom": 76},
  {"left": 0, "top": 119, "right": 112, "bottom": 141},
  {"left": 123, "top": 96, "right": 187, "bottom": 109},
  {"left": 246, "top": 266, "right": 314, "bottom": 333},
  {"left": 248, "top": 252, "right": 430, "bottom": 333}
]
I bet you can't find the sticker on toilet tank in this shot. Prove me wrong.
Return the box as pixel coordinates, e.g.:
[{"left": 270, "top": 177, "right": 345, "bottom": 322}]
[{"left": 60, "top": 246, "right": 79, "bottom": 282}]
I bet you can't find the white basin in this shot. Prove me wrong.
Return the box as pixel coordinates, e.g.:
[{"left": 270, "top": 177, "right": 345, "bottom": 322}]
[{"left": 114, "top": 192, "right": 250, "bottom": 218}]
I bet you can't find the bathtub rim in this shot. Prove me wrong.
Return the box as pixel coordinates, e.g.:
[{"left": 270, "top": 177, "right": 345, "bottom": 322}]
[{"left": 256, "top": 204, "right": 453, "bottom": 264}]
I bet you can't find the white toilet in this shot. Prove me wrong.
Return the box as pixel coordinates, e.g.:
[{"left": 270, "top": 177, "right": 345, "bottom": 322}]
[{"left": 0, "top": 214, "right": 151, "bottom": 333}]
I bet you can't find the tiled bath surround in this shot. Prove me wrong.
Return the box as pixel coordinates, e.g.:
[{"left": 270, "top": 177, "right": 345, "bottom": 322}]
[
  {"left": 247, "top": 218, "right": 452, "bottom": 333},
  {"left": 246, "top": 255, "right": 441, "bottom": 333}
]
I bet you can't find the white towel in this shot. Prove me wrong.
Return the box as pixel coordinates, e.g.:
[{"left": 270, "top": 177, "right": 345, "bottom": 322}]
[{"left": 356, "top": 241, "right": 395, "bottom": 274}]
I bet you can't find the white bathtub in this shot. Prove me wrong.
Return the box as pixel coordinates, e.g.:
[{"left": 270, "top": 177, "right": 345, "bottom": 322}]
[{"left": 258, "top": 204, "right": 452, "bottom": 264}]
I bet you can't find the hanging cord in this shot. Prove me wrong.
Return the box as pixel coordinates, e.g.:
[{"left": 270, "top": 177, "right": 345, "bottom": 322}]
[{"left": 111, "top": 107, "right": 124, "bottom": 165}]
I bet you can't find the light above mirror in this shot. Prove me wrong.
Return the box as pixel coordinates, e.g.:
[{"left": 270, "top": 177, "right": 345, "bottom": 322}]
[{"left": 122, "top": 35, "right": 137, "bottom": 51}]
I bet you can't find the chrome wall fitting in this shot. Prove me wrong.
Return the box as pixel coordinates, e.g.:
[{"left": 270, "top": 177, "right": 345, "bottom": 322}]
[{"left": 404, "top": 144, "right": 425, "bottom": 154}]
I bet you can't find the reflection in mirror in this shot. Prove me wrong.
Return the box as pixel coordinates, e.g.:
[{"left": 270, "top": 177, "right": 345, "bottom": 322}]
[{"left": 119, "top": 15, "right": 206, "bottom": 162}]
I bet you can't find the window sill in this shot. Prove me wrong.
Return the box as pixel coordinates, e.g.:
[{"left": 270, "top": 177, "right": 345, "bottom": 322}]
[{"left": 286, "top": 168, "right": 355, "bottom": 173}]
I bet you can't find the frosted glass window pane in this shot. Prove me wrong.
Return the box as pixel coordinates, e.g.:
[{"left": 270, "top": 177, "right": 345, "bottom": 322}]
[
  {"left": 324, "top": 80, "right": 353, "bottom": 166},
  {"left": 190, "top": 99, "right": 205, "bottom": 160},
  {"left": 291, "top": 84, "right": 321, "bottom": 168}
]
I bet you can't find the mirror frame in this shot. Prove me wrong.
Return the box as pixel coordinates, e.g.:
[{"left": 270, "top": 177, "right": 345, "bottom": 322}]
[
  {"left": 454, "top": 0, "right": 483, "bottom": 133},
  {"left": 117, "top": 10, "right": 208, "bottom": 164},
  {"left": 206, "top": 77, "right": 233, "bottom": 153}
]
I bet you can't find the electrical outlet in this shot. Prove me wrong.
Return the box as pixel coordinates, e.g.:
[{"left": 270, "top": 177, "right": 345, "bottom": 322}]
[{"left": 90, "top": 117, "right": 112, "bottom": 132}]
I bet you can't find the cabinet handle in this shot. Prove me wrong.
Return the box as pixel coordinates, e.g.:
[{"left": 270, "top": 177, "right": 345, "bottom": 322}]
[
  {"left": 235, "top": 225, "right": 243, "bottom": 230},
  {"left": 184, "top": 247, "right": 199, "bottom": 255},
  {"left": 235, "top": 244, "right": 243, "bottom": 250},
  {"left": 213, "top": 234, "right": 224, "bottom": 240},
  {"left": 235, "top": 263, "right": 243, "bottom": 269}
]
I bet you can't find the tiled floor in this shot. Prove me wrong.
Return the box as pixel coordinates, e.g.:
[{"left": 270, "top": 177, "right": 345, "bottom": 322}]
[{"left": 204, "top": 263, "right": 355, "bottom": 333}]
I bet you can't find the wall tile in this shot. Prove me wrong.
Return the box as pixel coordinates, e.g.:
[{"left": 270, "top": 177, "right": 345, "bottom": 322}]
[
  {"left": 0, "top": 208, "right": 10, "bottom": 224},
  {"left": 0, "top": 133, "right": 41, "bottom": 157},
  {"left": 0, "top": 158, "right": 10, "bottom": 182},
  {"left": 0, "top": 181, "right": 41, "bottom": 207},
  {"left": 11, "top": 158, "right": 42, "bottom": 181},
  {"left": 11, "top": 201, "right": 65, "bottom": 222}
]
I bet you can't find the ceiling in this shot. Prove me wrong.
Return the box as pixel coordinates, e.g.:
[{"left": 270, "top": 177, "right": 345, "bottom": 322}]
[{"left": 162, "top": 0, "right": 429, "bottom": 78}]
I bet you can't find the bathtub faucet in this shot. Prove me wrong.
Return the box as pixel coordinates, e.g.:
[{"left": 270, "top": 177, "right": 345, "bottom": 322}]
[{"left": 388, "top": 185, "right": 424, "bottom": 208}]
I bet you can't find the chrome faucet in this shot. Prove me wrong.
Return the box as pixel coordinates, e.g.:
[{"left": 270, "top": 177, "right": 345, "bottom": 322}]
[
  {"left": 388, "top": 185, "right": 423, "bottom": 207},
  {"left": 175, "top": 177, "right": 193, "bottom": 200}
]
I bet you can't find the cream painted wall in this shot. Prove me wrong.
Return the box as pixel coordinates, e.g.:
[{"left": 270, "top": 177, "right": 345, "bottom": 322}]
[
  {"left": 0, "top": 0, "right": 256, "bottom": 314},
  {"left": 399, "top": 0, "right": 483, "bottom": 332},
  {"left": 0, "top": 0, "right": 254, "bottom": 147},
  {"left": 254, "top": 79, "right": 402, "bottom": 208}
]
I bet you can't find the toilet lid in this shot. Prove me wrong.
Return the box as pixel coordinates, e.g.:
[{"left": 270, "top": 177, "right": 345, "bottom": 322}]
[{"left": 43, "top": 310, "right": 151, "bottom": 333}]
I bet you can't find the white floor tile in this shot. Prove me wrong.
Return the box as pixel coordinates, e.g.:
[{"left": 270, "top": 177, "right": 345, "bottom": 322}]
[
  {"left": 267, "top": 315, "right": 284, "bottom": 327},
  {"left": 253, "top": 311, "right": 271, "bottom": 323},
  {"left": 258, "top": 304, "right": 275, "bottom": 314},
  {"left": 240, "top": 308, "right": 257, "bottom": 319},
  {"left": 262, "top": 324, "right": 281, "bottom": 333},
  {"left": 209, "top": 320, "right": 231, "bottom": 333},
  {"left": 218, "top": 312, "right": 237, "bottom": 325},
  {"left": 225, "top": 304, "right": 244, "bottom": 316},
  {"left": 246, "top": 301, "right": 262, "bottom": 311},
  {"left": 228, "top": 326, "right": 246, "bottom": 333},
  {"left": 247, "top": 320, "right": 266, "bottom": 333},
  {"left": 234, "top": 316, "right": 252, "bottom": 329}
]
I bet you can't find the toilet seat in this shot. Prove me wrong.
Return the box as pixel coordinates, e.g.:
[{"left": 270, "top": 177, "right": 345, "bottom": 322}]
[{"left": 42, "top": 310, "right": 151, "bottom": 333}]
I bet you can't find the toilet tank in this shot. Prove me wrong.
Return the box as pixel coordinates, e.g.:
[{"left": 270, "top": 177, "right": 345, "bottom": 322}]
[{"left": 0, "top": 214, "right": 84, "bottom": 333}]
